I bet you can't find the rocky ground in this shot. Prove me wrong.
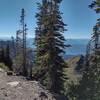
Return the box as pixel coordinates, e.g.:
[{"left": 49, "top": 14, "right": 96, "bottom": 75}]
[{"left": 0, "top": 68, "right": 57, "bottom": 100}]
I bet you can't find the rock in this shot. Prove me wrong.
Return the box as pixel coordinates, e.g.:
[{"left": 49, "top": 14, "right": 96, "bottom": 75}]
[
  {"left": 0, "top": 68, "right": 4, "bottom": 72},
  {"left": 4, "top": 92, "right": 8, "bottom": 97},
  {"left": 0, "top": 71, "right": 57, "bottom": 100},
  {"left": 39, "top": 92, "right": 48, "bottom": 99},
  {"left": 7, "top": 81, "right": 20, "bottom": 87},
  {"left": 7, "top": 71, "right": 13, "bottom": 76}
]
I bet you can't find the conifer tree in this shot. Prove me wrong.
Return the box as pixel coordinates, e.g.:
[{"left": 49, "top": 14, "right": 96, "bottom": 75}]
[
  {"left": 13, "top": 30, "right": 23, "bottom": 74},
  {"left": 85, "top": 40, "right": 92, "bottom": 69},
  {"left": 34, "top": 0, "right": 68, "bottom": 94},
  {"left": 67, "top": 21, "right": 100, "bottom": 100},
  {"left": 5, "top": 42, "right": 12, "bottom": 71},
  {"left": 89, "top": 0, "right": 100, "bottom": 13},
  {"left": 11, "top": 36, "right": 16, "bottom": 59},
  {"left": 75, "top": 55, "right": 84, "bottom": 73},
  {"left": 74, "top": 19, "right": 100, "bottom": 100},
  {"left": 0, "top": 45, "right": 5, "bottom": 62}
]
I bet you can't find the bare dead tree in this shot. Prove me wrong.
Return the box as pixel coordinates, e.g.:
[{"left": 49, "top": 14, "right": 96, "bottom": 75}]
[
  {"left": 15, "top": 9, "right": 28, "bottom": 76},
  {"left": 20, "top": 8, "right": 28, "bottom": 76}
]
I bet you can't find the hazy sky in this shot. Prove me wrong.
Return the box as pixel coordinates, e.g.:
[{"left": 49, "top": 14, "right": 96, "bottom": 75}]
[{"left": 0, "top": 0, "right": 99, "bottom": 39}]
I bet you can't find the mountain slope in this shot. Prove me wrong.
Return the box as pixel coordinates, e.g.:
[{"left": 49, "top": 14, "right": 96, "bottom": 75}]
[{"left": 65, "top": 56, "right": 83, "bottom": 84}]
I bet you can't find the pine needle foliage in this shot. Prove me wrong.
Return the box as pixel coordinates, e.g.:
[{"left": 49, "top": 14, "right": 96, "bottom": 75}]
[{"left": 34, "top": 0, "right": 68, "bottom": 94}]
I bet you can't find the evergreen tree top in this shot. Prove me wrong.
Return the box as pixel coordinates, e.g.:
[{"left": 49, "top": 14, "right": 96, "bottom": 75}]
[{"left": 89, "top": 0, "right": 100, "bottom": 13}]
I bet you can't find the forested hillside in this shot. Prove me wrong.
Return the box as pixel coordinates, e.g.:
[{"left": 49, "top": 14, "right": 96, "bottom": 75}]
[{"left": 0, "top": 0, "right": 100, "bottom": 100}]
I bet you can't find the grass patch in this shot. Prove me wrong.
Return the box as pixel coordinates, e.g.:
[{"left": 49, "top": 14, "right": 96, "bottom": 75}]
[{"left": 0, "top": 63, "right": 8, "bottom": 70}]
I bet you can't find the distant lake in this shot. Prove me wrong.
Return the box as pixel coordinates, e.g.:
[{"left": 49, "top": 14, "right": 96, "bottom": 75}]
[
  {"left": 0, "top": 37, "right": 89, "bottom": 56},
  {"left": 27, "top": 38, "right": 89, "bottom": 55}
]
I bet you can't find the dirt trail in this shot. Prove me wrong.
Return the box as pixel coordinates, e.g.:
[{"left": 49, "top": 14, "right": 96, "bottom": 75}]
[{"left": 0, "top": 69, "right": 56, "bottom": 100}]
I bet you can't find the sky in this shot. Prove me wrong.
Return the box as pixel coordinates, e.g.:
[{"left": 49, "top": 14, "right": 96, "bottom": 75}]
[{"left": 0, "top": 0, "right": 99, "bottom": 39}]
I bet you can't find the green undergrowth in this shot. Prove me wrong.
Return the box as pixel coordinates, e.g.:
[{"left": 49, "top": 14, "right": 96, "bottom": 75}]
[{"left": 0, "top": 63, "right": 9, "bottom": 71}]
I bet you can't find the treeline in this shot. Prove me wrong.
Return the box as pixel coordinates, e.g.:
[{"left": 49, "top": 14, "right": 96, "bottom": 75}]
[
  {"left": 0, "top": 0, "right": 100, "bottom": 100},
  {"left": 0, "top": 41, "right": 12, "bottom": 70}
]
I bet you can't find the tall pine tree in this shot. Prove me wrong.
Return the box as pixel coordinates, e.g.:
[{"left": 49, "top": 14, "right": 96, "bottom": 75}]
[{"left": 34, "top": 0, "right": 68, "bottom": 94}]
